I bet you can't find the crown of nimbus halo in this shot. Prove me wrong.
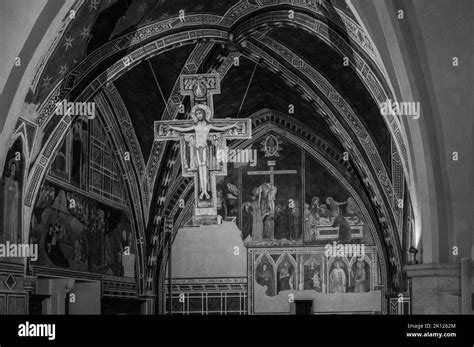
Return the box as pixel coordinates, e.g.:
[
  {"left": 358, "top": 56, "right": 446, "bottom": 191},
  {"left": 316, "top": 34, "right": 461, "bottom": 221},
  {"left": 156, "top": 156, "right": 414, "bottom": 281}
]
[{"left": 191, "top": 104, "right": 212, "bottom": 122}]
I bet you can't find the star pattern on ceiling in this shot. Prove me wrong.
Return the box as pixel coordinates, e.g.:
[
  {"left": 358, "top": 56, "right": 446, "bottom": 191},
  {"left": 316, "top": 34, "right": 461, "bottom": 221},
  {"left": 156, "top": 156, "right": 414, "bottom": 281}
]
[
  {"left": 88, "top": 0, "right": 100, "bottom": 12},
  {"left": 41, "top": 76, "right": 52, "bottom": 89},
  {"left": 80, "top": 26, "right": 91, "bottom": 39},
  {"left": 63, "top": 36, "right": 74, "bottom": 51},
  {"left": 58, "top": 63, "right": 69, "bottom": 75}
]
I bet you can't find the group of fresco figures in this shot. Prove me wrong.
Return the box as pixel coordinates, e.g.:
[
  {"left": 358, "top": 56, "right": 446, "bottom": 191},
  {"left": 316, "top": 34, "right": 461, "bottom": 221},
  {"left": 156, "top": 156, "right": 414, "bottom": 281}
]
[
  {"left": 256, "top": 259, "right": 368, "bottom": 296},
  {"left": 241, "top": 184, "right": 300, "bottom": 242},
  {"left": 29, "top": 184, "right": 134, "bottom": 277},
  {"left": 234, "top": 182, "right": 362, "bottom": 243},
  {"left": 304, "top": 196, "right": 362, "bottom": 242}
]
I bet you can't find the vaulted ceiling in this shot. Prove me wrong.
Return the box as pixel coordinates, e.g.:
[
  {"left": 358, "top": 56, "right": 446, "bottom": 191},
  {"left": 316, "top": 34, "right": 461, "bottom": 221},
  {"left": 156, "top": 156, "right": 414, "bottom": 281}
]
[
  {"left": 27, "top": 0, "right": 405, "bottom": 292},
  {"left": 31, "top": 0, "right": 392, "bottom": 177}
]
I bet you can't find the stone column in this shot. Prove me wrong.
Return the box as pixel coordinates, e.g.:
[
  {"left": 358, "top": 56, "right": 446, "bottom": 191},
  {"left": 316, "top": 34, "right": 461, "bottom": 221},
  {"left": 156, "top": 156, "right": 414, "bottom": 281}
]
[
  {"left": 140, "top": 293, "right": 156, "bottom": 314},
  {"left": 460, "top": 258, "right": 472, "bottom": 314},
  {"left": 405, "top": 263, "right": 461, "bottom": 314}
]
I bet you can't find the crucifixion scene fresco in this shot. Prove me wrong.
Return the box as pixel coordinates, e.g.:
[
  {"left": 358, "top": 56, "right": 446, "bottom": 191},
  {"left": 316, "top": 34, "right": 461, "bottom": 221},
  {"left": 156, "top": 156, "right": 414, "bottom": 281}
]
[{"left": 0, "top": 0, "right": 472, "bottom": 344}]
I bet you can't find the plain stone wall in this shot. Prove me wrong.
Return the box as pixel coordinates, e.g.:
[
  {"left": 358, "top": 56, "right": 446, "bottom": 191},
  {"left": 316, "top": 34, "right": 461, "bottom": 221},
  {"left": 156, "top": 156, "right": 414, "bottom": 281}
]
[
  {"left": 406, "top": 263, "right": 466, "bottom": 314},
  {"left": 411, "top": 276, "right": 461, "bottom": 314},
  {"left": 170, "top": 221, "right": 247, "bottom": 279}
]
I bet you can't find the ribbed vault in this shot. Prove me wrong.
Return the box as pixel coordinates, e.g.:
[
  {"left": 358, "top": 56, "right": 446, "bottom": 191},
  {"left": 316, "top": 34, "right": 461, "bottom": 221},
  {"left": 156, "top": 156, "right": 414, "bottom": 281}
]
[{"left": 19, "top": 1, "right": 411, "bottom": 303}]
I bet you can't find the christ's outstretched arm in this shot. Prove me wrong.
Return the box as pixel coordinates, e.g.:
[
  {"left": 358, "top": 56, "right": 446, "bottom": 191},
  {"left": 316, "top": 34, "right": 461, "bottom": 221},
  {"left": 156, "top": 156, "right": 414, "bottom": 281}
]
[
  {"left": 168, "top": 124, "right": 196, "bottom": 132},
  {"left": 209, "top": 122, "right": 238, "bottom": 131}
]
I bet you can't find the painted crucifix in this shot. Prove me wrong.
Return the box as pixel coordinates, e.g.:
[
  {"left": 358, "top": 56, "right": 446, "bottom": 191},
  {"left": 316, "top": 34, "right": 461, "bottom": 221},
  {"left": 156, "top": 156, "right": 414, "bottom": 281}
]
[
  {"left": 248, "top": 160, "right": 298, "bottom": 214},
  {"left": 154, "top": 74, "right": 252, "bottom": 225}
]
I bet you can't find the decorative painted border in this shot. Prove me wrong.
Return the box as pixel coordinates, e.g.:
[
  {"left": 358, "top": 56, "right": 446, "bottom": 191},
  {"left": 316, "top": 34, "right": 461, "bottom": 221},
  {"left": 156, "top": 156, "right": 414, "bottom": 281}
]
[{"left": 94, "top": 93, "right": 147, "bottom": 275}]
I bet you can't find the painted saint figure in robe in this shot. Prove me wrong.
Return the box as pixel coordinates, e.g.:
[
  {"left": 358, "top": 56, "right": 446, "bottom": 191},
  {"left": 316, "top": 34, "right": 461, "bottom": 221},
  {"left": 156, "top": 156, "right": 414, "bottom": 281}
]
[
  {"left": 289, "top": 201, "right": 301, "bottom": 240},
  {"left": 2, "top": 159, "right": 21, "bottom": 244},
  {"left": 167, "top": 104, "right": 238, "bottom": 201},
  {"left": 332, "top": 213, "right": 352, "bottom": 243},
  {"left": 352, "top": 261, "right": 368, "bottom": 292},
  {"left": 303, "top": 260, "right": 322, "bottom": 291},
  {"left": 326, "top": 197, "right": 347, "bottom": 221},
  {"left": 256, "top": 262, "right": 275, "bottom": 296},
  {"left": 251, "top": 183, "right": 280, "bottom": 241},
  {"left": 263, "top": 215, "right": 275, "bottom": 240},
  {"left": 311, "top": 197, "right": 331, "bottom": 219},
  {"left": 250, "top": 188, "right": 264, "bottom": 241},
  {"left": 277, "top": 261, "right": 295, "bottom": 292},
  {"left": 241, "top": 201, "right": 253, "bottom": 240},
  {"left": 274, "top": 204, "right": 288, "bottom": 240},
  {"left": 329, "top": 261, "right": 347, "bottom": 293}
]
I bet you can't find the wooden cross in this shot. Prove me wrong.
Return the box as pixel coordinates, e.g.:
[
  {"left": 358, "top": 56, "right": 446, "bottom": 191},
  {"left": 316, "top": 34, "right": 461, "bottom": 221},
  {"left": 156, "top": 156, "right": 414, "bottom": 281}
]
[
  {"left": 154, "top": 74, "right": 252, "bottom": 225},
  {"left": 247, "top": 160, "right": 297, "bottom": 186}
]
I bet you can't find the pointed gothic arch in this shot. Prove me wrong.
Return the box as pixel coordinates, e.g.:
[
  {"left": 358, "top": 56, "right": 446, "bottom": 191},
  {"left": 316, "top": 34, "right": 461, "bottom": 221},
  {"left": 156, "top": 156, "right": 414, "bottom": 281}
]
[{"left": 155, "top": 108, "right": 395, "bottom": 313}]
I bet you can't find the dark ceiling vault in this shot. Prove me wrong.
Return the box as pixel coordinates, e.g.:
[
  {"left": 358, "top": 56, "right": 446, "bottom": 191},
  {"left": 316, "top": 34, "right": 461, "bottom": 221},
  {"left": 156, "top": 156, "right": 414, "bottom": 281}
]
[
  {"left": 31, "top": 0, "right": 392, "bottom": 178},
  {"left": 114, "top": 44, "right": 195, "bottom": 159},
  {"left": 26, "top": 0, "right": 405, "bottom": 295},
  {"left": 112, "top": 31, "right": 390, "bottom": 167},
  {"left": 268, "top": 27, "right": 391, "bottom": 171}
]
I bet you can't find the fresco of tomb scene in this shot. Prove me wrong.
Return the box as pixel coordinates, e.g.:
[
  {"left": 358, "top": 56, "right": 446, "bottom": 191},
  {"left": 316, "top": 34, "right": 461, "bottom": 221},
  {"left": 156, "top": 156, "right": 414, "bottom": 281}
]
[{"left": 216, "top": 133, "right": 374, "bottom": 248}]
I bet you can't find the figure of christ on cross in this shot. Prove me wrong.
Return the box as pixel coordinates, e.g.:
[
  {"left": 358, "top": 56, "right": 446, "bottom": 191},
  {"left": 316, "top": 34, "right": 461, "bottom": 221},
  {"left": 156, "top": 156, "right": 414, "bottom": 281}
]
[
  {"left": 248, "top": 160, "right": 298, "bottom": 214},
  {"left": 165, "top": 104, "right": 239, "bottom": 200},
  {"left": 154, "top": 73, "right": 252, "bottom": 224}
]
